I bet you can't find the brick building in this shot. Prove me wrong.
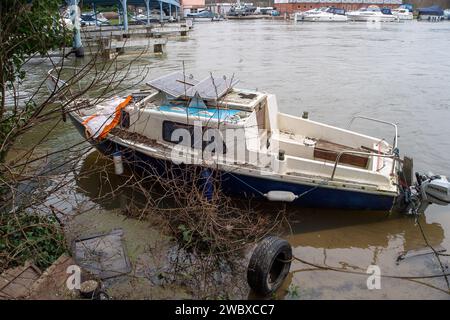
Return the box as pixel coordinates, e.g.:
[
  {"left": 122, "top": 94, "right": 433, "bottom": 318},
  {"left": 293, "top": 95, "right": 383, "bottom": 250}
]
[
  {"left": 273, "top": 0, "right": 403, "bottom": 14},
  {"left": 181, "top": 0, "right": 206, "bottom": 16}
]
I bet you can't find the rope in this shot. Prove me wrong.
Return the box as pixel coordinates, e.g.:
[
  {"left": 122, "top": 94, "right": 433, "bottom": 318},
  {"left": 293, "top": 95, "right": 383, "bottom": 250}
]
[
  {"left": 285, "top": 256, "right": 450, "bottom": 296},
  {"left": 416, "top": 216, "right": 450, "bottom": 291},
  {"left": 227, "top": 171, "right": 328, "bottom": 200},
  {"left": 280, "top": 214, "right": 450, "bottom": 295},
  {"left": 290, "top": 256, "right": 450, "bottom": 281},
  {"left": 227, "top": 172, "right": 265, "bottom": 196}
]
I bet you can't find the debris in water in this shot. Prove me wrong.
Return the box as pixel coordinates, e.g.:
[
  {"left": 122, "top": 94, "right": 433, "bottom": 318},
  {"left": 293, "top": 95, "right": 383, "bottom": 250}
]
[
  {"left": 73, "top": 229, "right": 131, "bottom": 279},
  {"left": 396, "top": 245, "right": 447, "bottom": 263}
]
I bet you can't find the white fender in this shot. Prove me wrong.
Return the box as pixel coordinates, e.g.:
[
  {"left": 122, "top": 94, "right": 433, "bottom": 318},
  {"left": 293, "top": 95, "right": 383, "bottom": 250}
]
[
  {"left": 113, "top": 152, "right": 124, "bottom": 175},
  {"left": 264, "top": 191, "right": 298, "bottom": 202}
]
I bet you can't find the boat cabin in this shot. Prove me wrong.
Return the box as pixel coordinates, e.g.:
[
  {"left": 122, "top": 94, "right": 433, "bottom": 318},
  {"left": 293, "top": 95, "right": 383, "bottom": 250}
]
[{"left": 74, "top": 71, "right": 398, "bottom": 193}]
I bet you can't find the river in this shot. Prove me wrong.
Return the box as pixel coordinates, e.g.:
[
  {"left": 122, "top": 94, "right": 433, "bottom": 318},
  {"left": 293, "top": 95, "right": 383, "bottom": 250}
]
[{"left": 16, "top": 19, "right": 450, "bottom": 299}]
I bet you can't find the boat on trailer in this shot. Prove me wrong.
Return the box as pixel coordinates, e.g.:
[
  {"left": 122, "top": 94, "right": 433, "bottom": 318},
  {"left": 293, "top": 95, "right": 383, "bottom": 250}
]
[{"left": 48, "top": 70, "right": 450, "bottom": 213}]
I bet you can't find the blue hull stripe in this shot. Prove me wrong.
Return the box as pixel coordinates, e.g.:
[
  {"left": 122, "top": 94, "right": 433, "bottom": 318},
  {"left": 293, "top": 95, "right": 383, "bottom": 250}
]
[{"left": 71, "top": 114, "right": 395, "bottom": 211}]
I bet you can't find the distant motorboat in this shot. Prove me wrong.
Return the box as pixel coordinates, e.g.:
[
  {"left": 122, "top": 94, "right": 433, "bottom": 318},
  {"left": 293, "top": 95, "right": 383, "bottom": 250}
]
[
  {"left": 186, "top": 10, "right": 222, "bottom": 21},
  {"left": 297, "top": 7, "right": 348, "bottom": 22},
  {"left": 417, "top": 6, "right": 445, "bottom": 21},
  {"left": 444, "top": 9, "right": 450, "bottom": 20},
  {"left": 227, "top": 4, "right": 257, "bottom": 17},
  {"left": 131, "top": 11, "right": 172, "bottom": 24},
  {"left": 293, "top": 8, "right": 319, "bottom": 21},
  {"left": 391, "top": 7, "right": 414, "bottom": 20},
  {"left": 347, "top": 6, "right": 399, "bottom": 22},
  {"left": 80, "top": 11, "right": 109, "bottom": 26}
]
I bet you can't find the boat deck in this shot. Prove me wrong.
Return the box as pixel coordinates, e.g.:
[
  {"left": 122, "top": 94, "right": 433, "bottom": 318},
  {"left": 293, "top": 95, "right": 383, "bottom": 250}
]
[{"left": 314, "top": 140, "right": 369, "bottom": 168}]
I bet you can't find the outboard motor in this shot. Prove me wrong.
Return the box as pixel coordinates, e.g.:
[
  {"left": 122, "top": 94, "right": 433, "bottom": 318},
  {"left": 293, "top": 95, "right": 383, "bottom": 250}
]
[{"left": 405, "top": 173, "right": 450, "bottom": 214}]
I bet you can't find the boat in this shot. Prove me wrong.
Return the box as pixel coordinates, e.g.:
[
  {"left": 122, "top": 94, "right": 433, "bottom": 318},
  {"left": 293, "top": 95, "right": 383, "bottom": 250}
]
[
  {"left": 417, "top": 5, "right": 445, "bottom": 21},
  {"left": 444, "top": 9, "right": 450, "bottom": 20},
  {"left": 255, "top": 7, "right": 275, "bottom": 15},
  {"left": 80, "top": 11, "right": 110, "bottom": 26},
  {"left": 227, "top": 4, "right": 257, "bottom": 17},
  {"left": 186, "top": 10, "right": 222, "bottom": 21},
  {"left": 131, "top": 10, "right": 173, "bottom": 24},
  {"left": 293, "top": 8, "right": 319, "bottom": 21},
  {"left": 391, "top": 7, "right": 414, "bottom": 20},
  {"left": 47, "top": 70, "right": 450, "bottom": 214},
  {"left": 296, "top": 7, "right": 348, "bottom": 22},
  {"left": 347, "top": 6, "right": 399, "bottom": 22}
]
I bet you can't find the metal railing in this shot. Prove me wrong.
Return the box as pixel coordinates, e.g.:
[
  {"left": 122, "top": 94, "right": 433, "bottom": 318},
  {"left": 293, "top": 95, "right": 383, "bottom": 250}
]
[
  {"left": 330, "top": 150, "right": 400, "bottom": 181},
  {"left": 347, "top": 116, "right": 398, "bottom": 150}
]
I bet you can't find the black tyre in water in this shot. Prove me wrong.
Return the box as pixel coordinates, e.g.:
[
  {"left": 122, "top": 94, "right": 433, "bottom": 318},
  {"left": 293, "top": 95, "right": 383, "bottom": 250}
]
[{"left": 247, "top": 236, "right": 292, "bottom": 296}]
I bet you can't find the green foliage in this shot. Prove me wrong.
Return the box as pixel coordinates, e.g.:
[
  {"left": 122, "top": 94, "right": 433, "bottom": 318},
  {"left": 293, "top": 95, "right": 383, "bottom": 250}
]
[
  {"left": 287, "top": 284, "right": 300, "bottom": 299},
  {"left": 0, "top": 1, "right": 72, "bottom": 159},
  {"left": 0, "top": 213, "right": 67, "bottom": 272},
  {"left": 178, "top": 224, "right": 193, "bottom": 246},
  {"left": 0, "top": 0, "right": 72, "bottom": 85}
]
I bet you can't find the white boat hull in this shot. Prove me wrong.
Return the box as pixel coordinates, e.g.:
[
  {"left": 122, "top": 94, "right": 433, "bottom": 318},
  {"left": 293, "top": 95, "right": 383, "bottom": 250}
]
[
  {"left": 303, "top": 14, "right": 348, "bottom": 22},
  {"left": 347, "top": 14, "right": 399, "bottom": 22},
  {"left": 393, "top": 13, "right": 413, "bottom": 20}
]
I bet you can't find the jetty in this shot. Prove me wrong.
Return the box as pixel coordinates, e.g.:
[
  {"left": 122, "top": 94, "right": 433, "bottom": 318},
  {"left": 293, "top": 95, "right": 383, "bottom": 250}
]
[
  {"left": 80, "top": 22, "right": 191, "bottom": 58},
  {"left": 66, "top": 0, "right": 188, "bottom": 58}
]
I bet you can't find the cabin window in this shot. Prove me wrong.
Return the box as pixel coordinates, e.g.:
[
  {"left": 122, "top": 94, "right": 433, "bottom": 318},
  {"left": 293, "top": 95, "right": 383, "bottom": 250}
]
[
  {"left": 162, "top": 121, "right": 226, "bottom": 154},
  {"left": 163, "top": 121, "right": 195, "bottom": 147},
  {"left": 120, "top": 110, "right": 130, "bottom": 129}
]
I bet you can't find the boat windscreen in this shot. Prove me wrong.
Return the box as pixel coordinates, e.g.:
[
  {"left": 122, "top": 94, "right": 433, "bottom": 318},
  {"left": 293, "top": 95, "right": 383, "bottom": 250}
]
[
  {"left": 147, "top": 72, "right": 239, "bottom": 101},
  {"left": 187, "top": 76, "right": 239, "bottom": 101},
  {"left": 147, "top": 71, "right": 199, "bottom": 98}
]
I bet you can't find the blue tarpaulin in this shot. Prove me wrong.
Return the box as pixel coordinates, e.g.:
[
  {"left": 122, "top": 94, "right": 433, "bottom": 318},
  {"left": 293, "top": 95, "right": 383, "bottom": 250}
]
[{"left": 418, "top": 5, "right": 444, "bottom": 16}]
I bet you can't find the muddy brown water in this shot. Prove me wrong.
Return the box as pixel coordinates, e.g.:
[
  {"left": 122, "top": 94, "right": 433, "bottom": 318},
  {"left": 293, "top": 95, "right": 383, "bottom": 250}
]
[{"left": 14, "top": 20, "right": 450, "bottom": 299}]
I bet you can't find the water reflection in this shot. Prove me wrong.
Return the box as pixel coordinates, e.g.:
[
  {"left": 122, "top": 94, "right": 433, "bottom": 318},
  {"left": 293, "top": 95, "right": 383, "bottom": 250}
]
[
  {"left": 77, "top": 150, "right": 448, "bottom": 299},
  {"left": 286, "top": 208, "right": 444, "bottom": 251}
]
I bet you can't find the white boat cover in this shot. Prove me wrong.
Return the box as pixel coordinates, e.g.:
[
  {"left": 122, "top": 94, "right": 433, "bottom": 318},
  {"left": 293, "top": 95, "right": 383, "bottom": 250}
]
[{"left": 81, "top": 96, "right": 131, "bottom": 139}]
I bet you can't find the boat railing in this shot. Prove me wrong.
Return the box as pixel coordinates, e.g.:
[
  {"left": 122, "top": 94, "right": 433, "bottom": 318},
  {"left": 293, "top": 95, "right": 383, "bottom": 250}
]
[
  {"left": 346, "top": 115, "right": 398, "bottom": 150},
  {"left": 330, "top": 150, "right": 400, "bottom": 181}
]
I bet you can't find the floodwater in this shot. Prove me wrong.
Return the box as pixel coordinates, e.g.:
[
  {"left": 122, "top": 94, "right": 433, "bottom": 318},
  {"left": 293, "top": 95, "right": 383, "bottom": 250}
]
[{"left": 16, "top": 19, "right": 450, "bottom": 299}]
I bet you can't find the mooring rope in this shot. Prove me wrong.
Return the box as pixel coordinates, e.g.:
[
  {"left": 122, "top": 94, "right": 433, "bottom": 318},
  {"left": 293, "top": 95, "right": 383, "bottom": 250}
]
[
  {"left": 227, "top": 171, "right": 328, "bottom": 200},
  {"left": 415, "top": 216, "right": 450, "bottom": 291},
  {"left": 288, "top": 255, "right": 450, "bottom": 296}
]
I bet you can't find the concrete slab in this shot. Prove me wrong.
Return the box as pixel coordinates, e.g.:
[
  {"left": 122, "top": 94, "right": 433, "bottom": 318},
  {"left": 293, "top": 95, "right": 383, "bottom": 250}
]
[
  {"left": 27, "top": 255, "right": 78, "bottom": 300},
  {"left": 73, "top": 229, "right": 131, "bottom": 279},
  {"left": 0, "top": 263, "right": 41, "bottom": 299}
]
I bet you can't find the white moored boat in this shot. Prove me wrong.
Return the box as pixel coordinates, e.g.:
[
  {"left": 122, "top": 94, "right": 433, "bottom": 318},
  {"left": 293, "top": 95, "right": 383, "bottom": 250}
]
[
  {"left": 391, "top": 7, "right": 414, "bottom": 20},
  {"left": 48, "top": 70, "right": 450, "bottom": 214},
  {"left": 347, "top": 5, "right": 399, "bottom": 22},
  {"left": 298, "top": 7, "right": 348, "bottom": 22}
]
